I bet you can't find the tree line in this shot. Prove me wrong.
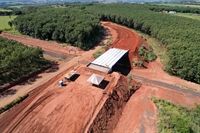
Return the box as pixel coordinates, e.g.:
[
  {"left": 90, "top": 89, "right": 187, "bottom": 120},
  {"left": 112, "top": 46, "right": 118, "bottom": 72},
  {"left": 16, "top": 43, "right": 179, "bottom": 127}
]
[
  {"left": 13, "top": 7, "right": 102, "bottom": 50},
  {"left": 147, "top": 4, "right": 200, "bottom": 14},
  {"left": 85, "top": 3, "right": 200, "bottom": 84},
  {"left": 0, "top": 36, "right": 49, "bottom": 85},
  {"left": 0, "top": 9, "right": 22, "bottom": 16}
]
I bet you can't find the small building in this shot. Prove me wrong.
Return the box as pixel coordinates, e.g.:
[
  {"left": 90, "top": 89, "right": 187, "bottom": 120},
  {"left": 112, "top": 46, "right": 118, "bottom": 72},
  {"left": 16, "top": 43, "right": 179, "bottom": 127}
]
[
  {"left": 87, "top": 47, "right": 131, "bottom": 75},
  {"left": 169, "top": 11, "right": 176, "bottom": 14}
]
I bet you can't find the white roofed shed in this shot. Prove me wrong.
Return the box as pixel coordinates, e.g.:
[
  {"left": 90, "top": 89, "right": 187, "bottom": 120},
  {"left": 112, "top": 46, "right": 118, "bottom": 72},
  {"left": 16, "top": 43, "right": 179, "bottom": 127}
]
[{"left": 87, "top": 48, "right": 129, "bottom": 73}]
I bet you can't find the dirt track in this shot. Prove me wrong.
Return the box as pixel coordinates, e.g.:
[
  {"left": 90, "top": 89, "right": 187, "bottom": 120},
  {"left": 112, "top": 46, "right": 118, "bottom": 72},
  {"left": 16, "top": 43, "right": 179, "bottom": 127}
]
[
  {"left": 0, "top": 32, "right": 83, "bottom": 56},
  {"left": 103, "top": 23, "right": 140, "bottom": 53},
  {"left": 1, "top": 22, "right": 200, "bottom": 133}
]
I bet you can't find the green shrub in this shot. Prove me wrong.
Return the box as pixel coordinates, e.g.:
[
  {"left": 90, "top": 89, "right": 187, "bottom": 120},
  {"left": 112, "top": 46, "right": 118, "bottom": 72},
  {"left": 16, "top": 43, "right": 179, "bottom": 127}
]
[
  {"left": 134, "top": 61, "right": 143, "bottom": 66},
  {"left": 128, "top": 75, "right": 132, "bottom": 80},
  {"left": 93, "top": 49, "right": 104, "bottom": 59},
  {"left": 128, "top": 85, "right": 133, "bottom": 90},
  {"left": 138, "top": 44, "right": 157, "bottom": 62},
  {"left": 147, "top": 51, "right": 157, "bottom": 61},
  {"left": 138, "top": 44, "right": 146, "bottom": 56}
]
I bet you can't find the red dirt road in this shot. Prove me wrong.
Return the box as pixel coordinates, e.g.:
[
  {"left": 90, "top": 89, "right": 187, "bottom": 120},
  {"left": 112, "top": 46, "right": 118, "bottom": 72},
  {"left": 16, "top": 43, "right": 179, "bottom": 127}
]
[
  {"left": 103, "top": 22, "right": 140, "bottom": 53},
  {"left": 0, "top": 32, "right": 83, "bottom": 56}
]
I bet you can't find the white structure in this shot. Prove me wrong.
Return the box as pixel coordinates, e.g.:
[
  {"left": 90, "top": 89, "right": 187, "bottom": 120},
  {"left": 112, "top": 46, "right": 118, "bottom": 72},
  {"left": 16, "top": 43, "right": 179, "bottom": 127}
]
[
  {"left": 169, "top": 11, "right": 176, "bottom": 14},
  {"left": 87, "top": 74, "right": 104, "bottom": 86},
  {"left": 87, "top": 47, "right": 129, "bottom": 73}
]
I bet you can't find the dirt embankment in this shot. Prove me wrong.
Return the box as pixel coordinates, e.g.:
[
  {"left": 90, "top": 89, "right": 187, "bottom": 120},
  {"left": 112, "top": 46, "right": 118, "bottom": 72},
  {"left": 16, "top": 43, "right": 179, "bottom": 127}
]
[{"left": 87, "top": 76, "right": 131, "bottom": 133}]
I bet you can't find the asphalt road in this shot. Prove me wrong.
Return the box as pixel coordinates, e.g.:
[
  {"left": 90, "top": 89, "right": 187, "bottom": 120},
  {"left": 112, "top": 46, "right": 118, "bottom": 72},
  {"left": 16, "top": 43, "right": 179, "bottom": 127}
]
[{"left": 130, "top": 74, "right": 200, "bottom": 97}]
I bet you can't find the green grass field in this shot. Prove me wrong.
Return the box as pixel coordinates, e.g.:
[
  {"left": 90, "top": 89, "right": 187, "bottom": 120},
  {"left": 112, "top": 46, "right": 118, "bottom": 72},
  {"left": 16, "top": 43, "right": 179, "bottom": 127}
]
[
  {"left": 0, "top": 8, "right": 12, "bottom": 12},
  {"left": 185, "top": 4, "right": 200, "bottom": 8},
  {"left": 0, "top": 15, "right": 21, "bottom": 35},
  {"left": 0, "top": 15, "right": 17, "bottom": 30},
  {"left": 175, "top": 13, "right": 200, "bottom": 21},
  {"left": 157, "top": 3, "right": 186, "bottom": 7},
  {"left": 157, "top": 3, "right": 200, "bottom": 8}
]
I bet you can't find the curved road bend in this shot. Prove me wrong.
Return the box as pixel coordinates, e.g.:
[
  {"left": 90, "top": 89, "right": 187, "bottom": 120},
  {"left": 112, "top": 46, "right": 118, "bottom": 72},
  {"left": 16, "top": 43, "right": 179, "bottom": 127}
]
[{"left": 130, "top": 74, "right": 200, "bottom": 97}]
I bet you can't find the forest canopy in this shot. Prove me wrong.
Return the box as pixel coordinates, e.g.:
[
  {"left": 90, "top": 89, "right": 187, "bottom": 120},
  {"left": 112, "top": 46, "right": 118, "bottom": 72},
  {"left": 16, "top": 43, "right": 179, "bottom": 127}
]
[
  {"left": 13, "top": 7, "right": 102, "bottom": 50},
  {"left": 0, "top": 36, "right": 49, "bottom": 85},
  {"left": 85, "top": 3, "right": 200, "bottom": 84}
]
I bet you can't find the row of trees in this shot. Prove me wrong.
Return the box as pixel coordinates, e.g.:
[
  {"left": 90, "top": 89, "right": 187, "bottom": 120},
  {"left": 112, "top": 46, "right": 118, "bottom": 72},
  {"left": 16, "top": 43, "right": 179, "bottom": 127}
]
[
  {"left": 85, "top": 3, "right": 200, "bottom": 84},
  {"left": 13, "top": 7, "right": 102, "bottom": 50},
  {"left": 0, "top": 9, "right": 22, "bottom": 16},
  {"left": 0, "top": 11, "right": 12, "bottom": 16},
  {"left": 0, "top": 36, "right": 49, "bottom": 85},
  {"left": 147, "top": 4, "right": 200, "bottom": 14}
]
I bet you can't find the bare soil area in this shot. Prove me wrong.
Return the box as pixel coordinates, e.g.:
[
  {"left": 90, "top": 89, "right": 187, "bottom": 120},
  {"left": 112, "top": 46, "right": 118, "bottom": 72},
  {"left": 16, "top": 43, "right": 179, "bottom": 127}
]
[{"left": 0, "top": 66, "right": 133, "bottom": 133}]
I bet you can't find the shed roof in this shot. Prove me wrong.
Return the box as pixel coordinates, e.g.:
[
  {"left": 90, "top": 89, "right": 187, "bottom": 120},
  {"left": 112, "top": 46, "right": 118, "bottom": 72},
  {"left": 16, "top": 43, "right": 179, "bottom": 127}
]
[{"left": 91, "top": 48, "right": 128, "bottom": 69}]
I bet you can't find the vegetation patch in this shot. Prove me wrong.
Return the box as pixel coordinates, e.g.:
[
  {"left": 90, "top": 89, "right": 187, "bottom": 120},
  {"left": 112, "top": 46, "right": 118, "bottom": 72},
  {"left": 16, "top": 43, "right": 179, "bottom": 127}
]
[
  {"left": 134, "top": 61, "right": 143, "bottom": 67},
  {"left": 13, "top": 7, "right": 102, "bottom": 50},
  {"left": 152, "top": 97, "right": 200, "bottom": 133},
  {"left": 138, "top": 44, "right": 157, "bottom": 62},
  {"left": 175, "top": 13, "right": 200, "bottom": 21},
  {"left": 0, "top": 15, "right": 17, "bottom": 30},
  {"left": 0, "top": 8, "right": 12, "bottom": 12},
  {"left": 0, "top": 37, "right": 50, "bottom": 85},
  {"left": 93, "top": 36, "right": 112, "bottom": 58},
  {"left": 0, "top": 93, "right": 29, "bottom": 114}
]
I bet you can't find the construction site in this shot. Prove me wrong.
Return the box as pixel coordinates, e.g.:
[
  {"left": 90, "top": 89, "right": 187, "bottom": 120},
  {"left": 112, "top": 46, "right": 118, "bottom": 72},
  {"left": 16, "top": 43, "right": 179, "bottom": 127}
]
[{"left": 0, "top": 22, "right": 200, "bottom": 133}]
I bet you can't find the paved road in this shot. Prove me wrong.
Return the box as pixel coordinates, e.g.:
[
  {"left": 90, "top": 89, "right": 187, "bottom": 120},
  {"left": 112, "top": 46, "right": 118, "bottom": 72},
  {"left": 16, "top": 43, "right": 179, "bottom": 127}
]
[{"left": 130, "top": 74, "right": 200, "bottom": 97}]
